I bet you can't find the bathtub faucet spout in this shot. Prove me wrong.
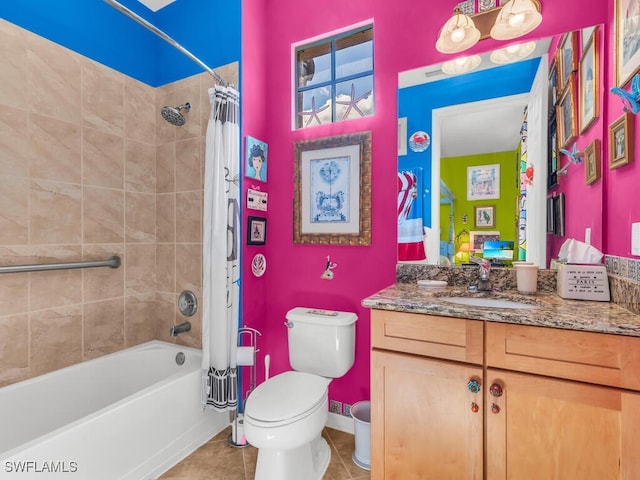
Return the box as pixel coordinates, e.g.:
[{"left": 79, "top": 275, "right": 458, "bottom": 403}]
[{"left": 170, "top": 321, "right": 191, "bottom": 337}]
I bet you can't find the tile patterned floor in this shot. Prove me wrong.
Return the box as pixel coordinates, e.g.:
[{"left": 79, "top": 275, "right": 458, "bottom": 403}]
[{"left": 160, "top": 427, "right": 370, "bottom": 480}]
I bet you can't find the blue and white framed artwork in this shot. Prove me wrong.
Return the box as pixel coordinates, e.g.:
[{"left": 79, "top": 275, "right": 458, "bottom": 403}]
[
  {"left": 245, "top": 136, "right": 268, "bottom": 182},
  {"left": 310, "top": 157, "right": 350, "bottom": 223},
  {"left": 293, "top": 132, "right": 371, "bottom": 245}
]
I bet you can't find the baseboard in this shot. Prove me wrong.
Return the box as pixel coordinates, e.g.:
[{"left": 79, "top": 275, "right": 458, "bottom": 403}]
[{"left": 326, "top": 411, "right": 354, "bottom": 434}]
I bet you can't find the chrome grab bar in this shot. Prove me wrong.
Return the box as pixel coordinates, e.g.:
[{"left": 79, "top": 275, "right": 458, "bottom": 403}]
[{"left": 0, "top": 255, "right": 121, "bottom": 275}]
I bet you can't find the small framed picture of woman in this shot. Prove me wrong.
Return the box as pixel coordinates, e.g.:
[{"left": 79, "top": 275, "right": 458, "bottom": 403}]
[{"left": 245, "top": 136, "right": 268, "bottom": 182}]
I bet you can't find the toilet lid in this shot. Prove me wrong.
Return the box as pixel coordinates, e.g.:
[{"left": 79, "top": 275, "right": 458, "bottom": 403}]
[{"left": 245, "top": 371, "right": 330, "bottom": 423}]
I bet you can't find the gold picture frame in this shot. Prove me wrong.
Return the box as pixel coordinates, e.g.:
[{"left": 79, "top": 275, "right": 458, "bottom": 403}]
[
  {"left": 293, "top": 131, "right": 372, "bottom": 245},
  {"left": 609, "top": 112, "right": 635, "bottom": 169},
  {"left": 579, "top": 26, "right": 600, "bottom": 134},
  {"left": 615, "top": 0, "right": 640, "bottom": 87},
  {"left": 474, "top": 205, "right": 496, "bottom": 229},
  {"left": 548, "top": 58, "right": 558, "bottom": 111},
  {"left": 556, "top": 76, "right": 577, "bottom": 149},
  {"left": 584, "top": 139, "right": 601, "bottom": 185},
  {"left": 557, "top": 30, "right": 578, "bottom": 93}
]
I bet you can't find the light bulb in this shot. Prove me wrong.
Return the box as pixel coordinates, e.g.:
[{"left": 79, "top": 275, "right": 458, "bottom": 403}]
[
  {"left": 450, "top": 27, "right": 466, "bottom": 43},
  {"left": 509, "top": 12, "right": 526, "bottom": 27},
  {"left": 489, "top": 41, "right": 536, "bottom": 64},
  {"left": 490, "top": 0, "right": 542, "bottom": 41},
  {"left": 442, "top": 55, "right": 481, "bottom": 74},
  {"left": 436, "top": 7, "right": 481, "bottom": 53}
]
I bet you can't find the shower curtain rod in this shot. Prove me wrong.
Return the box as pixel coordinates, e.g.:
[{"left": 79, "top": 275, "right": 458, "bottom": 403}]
[{"left": 103, "top": 0, "right": 231, "bottom": 87}]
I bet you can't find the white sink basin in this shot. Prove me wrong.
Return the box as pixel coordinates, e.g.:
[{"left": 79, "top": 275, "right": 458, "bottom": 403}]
[{"left": 441, "top": 296, "right": 538, "bottom": 309}]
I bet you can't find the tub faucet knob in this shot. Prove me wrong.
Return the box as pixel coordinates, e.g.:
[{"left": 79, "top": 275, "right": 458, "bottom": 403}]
[{"left": 178, "top": 290, "right": 198, "bottom": 317}]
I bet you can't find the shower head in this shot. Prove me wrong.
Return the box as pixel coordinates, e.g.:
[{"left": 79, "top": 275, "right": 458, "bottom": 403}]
[{"left": 161, "top": 102, "right": 191, "bottom": 126}]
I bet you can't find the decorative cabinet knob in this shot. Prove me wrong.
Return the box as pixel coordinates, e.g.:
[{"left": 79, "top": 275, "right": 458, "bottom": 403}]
[
  {"left": 467, "top": 379, "right": 481, "bottom": 394},
  {"left": 471, "top": 402, "right": 479, "bottom": 413},
  {"left": 491, "top": 403, "right": 501, "bottom": 414},
  {"left": 489, "top": 383, "right": 503, "bottom": 397}
]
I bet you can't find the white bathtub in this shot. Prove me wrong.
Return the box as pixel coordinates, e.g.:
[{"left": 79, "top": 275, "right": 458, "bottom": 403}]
[{"left": 0, "top": 341, "right": 227, "bottom": 479}]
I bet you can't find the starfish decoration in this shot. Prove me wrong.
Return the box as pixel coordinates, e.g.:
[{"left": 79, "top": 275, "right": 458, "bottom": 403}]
[
  {"left": 336, "top": 83, "right": 371, "bottom": 120},
  {"left": 298, "top": 96, "right": 329, "bottom": 127}
]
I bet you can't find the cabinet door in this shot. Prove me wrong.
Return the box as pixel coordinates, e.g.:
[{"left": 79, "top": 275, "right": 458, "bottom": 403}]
[
  {"left": 371, "top": 350, "right": 483, "bottom": 480},
  {"left": 486, "top": 369, "right": 640, "bottom": 480}
]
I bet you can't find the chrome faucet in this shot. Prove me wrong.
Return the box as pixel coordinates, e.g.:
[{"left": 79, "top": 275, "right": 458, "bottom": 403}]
[{"left": 470, "top": 256, "right": 492, "bottom": 291}]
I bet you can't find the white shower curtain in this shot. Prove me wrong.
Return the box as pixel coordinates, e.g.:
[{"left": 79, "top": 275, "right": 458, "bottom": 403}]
[{"left": 202, "top": 85, "right": 240, "bottom": 412}]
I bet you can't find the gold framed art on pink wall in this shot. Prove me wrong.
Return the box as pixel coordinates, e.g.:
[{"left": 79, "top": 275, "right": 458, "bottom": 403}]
[{"left": 615, "top": 0, "right": 640, "bottom": 87}]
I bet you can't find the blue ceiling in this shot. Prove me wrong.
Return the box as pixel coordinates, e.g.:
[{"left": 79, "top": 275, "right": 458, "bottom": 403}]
[{"left": 0, "top": 0, "right": 241, "bottom": 86}]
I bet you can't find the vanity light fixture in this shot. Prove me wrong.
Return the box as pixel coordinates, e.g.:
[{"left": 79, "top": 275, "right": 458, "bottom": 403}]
[
  {"left": 490, "top": 0, "right": 542, "bottom": 41},
  {"left": 435, "top": 6, "right": 481, "bottom": 54},
  {"left": 436, "top": 0, "right": 542, "bottom": 54},
  {"left": 442, "top": 55, "right": 482, "bottom": 74},
  {"left": 489, "top": 41, "right": 536, "bottom": 64}
]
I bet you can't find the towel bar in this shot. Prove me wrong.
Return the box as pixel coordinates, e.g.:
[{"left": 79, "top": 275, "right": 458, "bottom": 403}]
[{"left": 0, "top": 255, "right": 121, "bottom": 274}]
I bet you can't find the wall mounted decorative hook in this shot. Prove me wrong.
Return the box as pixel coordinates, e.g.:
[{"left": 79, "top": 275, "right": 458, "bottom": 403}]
[{"left": 321, "top": 256, "right": 338, "bottom": 280}]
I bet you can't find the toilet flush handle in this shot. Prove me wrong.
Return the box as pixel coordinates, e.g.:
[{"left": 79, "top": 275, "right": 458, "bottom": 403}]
[{"left": 284, "top": 321, "right": 294, "bottom": 328}]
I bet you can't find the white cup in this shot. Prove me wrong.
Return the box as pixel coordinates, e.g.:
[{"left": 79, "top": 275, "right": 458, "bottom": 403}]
[{"left": 515, "top": 264, "right": 539, "bottom": 294}]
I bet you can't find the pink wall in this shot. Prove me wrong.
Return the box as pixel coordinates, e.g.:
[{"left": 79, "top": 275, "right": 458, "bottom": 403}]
[
  {"left": 241, "top": 0, "right": 269, "bottom": 401},
  {"left": 241, "top": 0, "right": 611, "bottom": 406},
  {"left": 605, "top": 6, "right": 640, "bottom": 257},
  {"left": 547, "top": 27, "right": 606, "bottom": 264}
]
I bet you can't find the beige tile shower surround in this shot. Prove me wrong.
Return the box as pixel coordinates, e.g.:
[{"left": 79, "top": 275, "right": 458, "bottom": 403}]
[{"left": 0, "top": 19, "right": 238, "bottom": 387}]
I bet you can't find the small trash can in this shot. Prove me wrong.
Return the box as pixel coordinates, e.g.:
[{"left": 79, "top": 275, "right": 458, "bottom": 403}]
[{"left": 351, "top": 400, "right": 371, "bottom": 470}]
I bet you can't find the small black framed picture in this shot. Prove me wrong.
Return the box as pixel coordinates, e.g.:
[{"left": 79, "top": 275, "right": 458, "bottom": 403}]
[
  {"left": 553, "top": 193, "right": 565, "bottom": 237},
  {"left": 546, "top": 196, "right": 555, "bottom": 234},
  {"left": 247, "top": 216, "right": 267, "bottom": 245}
]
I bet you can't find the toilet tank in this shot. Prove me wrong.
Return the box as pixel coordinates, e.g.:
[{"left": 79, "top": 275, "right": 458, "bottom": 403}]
[{"left": 285, "top": 307, "right": 357, "bottom": 378}]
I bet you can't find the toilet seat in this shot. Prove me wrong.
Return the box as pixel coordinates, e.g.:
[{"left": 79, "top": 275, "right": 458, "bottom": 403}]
[{"left": 245, "top": 371, "right": 330, "bottom": 427}]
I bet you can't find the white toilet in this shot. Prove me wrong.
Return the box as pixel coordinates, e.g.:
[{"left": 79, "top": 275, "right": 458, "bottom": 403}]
[{"left": 243, "top": 307, "right": 357, "bottom": 480}]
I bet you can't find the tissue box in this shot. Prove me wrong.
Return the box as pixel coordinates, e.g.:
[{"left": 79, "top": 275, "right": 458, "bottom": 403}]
[{"left": 556, "top": 263, "right": 610, "bottom": 301}]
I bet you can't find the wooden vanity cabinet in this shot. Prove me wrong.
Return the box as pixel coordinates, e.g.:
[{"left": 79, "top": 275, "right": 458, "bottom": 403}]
[
  {"left": 371, "top": 309, "right": 484, "bottom": 479},
  {"left": 486, "top": 322, "right": 640, "bottom": 480},
  {"left": 371, "top": 309, "right": 640, "bottom": 480},
  {"left": 484, "top": 368, "right": 640, "bottom": 479}
]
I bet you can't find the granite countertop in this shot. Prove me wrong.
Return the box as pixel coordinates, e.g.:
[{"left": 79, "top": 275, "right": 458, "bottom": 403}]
[{"left": 362, "top": 283, "right": 640, "bottom": 337}]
